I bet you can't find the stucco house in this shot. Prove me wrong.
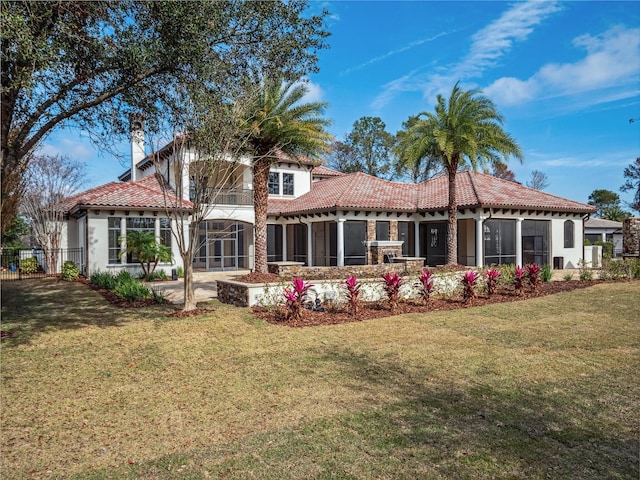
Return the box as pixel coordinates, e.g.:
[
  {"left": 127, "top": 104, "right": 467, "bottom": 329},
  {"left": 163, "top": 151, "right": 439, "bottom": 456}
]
[
  {"left": 584, "top": 218, "right": 623, "bottom": 257},
  {"left": 59, "top": 124, "right": 596, "bottom": 275}
]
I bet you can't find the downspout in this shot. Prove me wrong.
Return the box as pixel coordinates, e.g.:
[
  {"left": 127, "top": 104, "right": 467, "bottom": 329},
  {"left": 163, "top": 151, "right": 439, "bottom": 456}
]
[{"left": 84, "top": 212, "right": 89, "bottom": 277}]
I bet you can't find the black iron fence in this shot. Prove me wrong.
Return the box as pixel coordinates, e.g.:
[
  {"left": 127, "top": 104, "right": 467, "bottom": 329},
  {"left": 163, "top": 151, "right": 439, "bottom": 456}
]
[{"left": 0, "top": 248, "right": 84, "bottom": 281}]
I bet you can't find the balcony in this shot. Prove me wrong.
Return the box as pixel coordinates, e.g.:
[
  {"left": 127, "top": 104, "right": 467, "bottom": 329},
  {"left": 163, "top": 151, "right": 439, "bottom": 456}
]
[{"left": 190, "top": 187, "right": 253, "bottom": 206}]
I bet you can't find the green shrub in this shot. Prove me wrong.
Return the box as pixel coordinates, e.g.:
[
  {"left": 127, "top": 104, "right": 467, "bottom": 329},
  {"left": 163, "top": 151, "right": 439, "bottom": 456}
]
[
  {"left": 630, "top": 258, "right": 640, "bottom": 279},
  {"left": 151, "top": 288, "right": 167, "bottom": 304},
  {"left": 563, "top": 272, "right": 574, "bottom": 282},
  {"left": 113, "top": 277, "right": 151, "bottom": 302},
  {"left": 90, "top": 271, "right": 117, "bottom": 290},
  {"left": 115, "top": 270, "right": 134, "bottom": 284},
  {"left": 61, "top": 261, "right": 80, "bottom": 281},
  {"left": 20, "top": 257, "right": 39, "bottom": 274},
  {"left": 176, "top": 266, "right": 184, "bottom": 278},
  {"left": 144, "top": 270, "right": 168, "bottom": 281},
  {"left": 578, "top": 259, "right": 593, "bottom": 281},
  {"left": 541, "top": 263, "right": 552, "bottom": 282},
  {"left": 496, "top": 264, "right": 515, "bottom": 285}
]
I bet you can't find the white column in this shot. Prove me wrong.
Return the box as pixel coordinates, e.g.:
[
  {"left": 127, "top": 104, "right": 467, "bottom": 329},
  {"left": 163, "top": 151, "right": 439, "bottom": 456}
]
[
  {"left": 336, "top": 218, "right": 345, "bottom": 267},
  {"left": 476, "top": 216, "right": 485, "bottom": 267},
  {"left": 281, "top": 224, "right": 287, "bottom": 262},
  {"left": 155, "top": 217, "right": 161, "bottom": 243},
  {"left": 414, "top": 220, "right": 420, "bottom": 257},
  {"left": 306, "top": 222, "right": 313, "bottom": 267},
  {"left": 515, "top": 217, "right": 523, "bottom": 267}
]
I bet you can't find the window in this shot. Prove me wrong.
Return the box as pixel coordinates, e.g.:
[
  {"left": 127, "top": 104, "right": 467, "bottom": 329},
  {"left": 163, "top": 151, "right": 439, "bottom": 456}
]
[
  {"left": 126, "top": 218, "right": 155, "bottom": 263},
  {"left": 160, "top": 218, "right": 172, "bottom": 249},
  {"left": 108, "top": 217, "right": 121, "bottom": 264},
  {"left": 267, "top": 224, "right": 283, "bottom": 262},
  {"left": 282, "top": 173, "right": 294, "bottom": 195},
  {"left": 484, "top": 219, "right": 516, "bottom": 265},
  {"left": 268, "top": 172, "right": 279, "bottom": 195},
  {"left": 376, "top": 221, "right": 389, "bottom": 241},
  {"left": 344, "top": 221, "right": 367, "bottom": 265},
  {"left": 564, "top": 220, "right": 574, "bottom": 248}
]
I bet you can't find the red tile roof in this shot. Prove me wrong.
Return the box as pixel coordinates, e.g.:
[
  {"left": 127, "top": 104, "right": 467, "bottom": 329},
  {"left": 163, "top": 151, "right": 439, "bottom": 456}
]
[
  {"left": 63, "top": 175, "right": 192, "bottom": 213},
  {"left": 269, "top": 170, "right": 595, "bottom": 216},
  {"left": 312, "top": 165, "right": 345, "bottom": 177}
]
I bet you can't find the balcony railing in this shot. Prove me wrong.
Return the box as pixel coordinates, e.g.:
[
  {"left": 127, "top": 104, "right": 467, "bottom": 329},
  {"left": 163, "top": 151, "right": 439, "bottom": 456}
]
[{"left": 190, "top": 187, "right": 253, "bottom": 206}]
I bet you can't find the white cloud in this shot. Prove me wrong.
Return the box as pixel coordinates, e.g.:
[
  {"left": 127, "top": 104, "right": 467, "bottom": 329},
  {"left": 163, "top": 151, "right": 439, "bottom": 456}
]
[
  {"left": 486, "top": 25, "right": 640, "bottom": 106},
  {"left": 296, "top": 79, "right": 325, "bottom": 104},
  {"left": 373, "top": 0, "right": 561, "bottom": 109},
  {"left": 37, "top": 137, "right": 95, "bottom": 162}
]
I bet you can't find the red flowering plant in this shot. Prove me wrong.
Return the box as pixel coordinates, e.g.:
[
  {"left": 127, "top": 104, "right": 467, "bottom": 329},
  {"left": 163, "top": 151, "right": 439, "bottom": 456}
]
[
  {"left": 342, "top": 275, "right": 361, "bottom": 317},
  {"left": 418, "top": 268, "right": 434, "bottom": 304},
  {"left": 525, "top": 263, "right": 541, "bottom": 291},
  {"left": 461, "top": 270, "right": 480, "bottom": 304},
  {"left": 513, "top": 265, "right": 525, "bottom": 295},
  {"left": 485, "top": 268, "right": 500, "bottom": 296},
  {"left": 382, "top": 272, "right": 403, "bottom": 311},
  {"left": 283, "top": 277, "right": 313, "bottom": 323}
]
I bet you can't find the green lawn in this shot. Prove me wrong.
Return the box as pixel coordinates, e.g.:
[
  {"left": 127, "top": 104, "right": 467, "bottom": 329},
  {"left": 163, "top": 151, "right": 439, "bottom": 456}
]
[{"left": 1, "top": 278, "right": 639, "bottom": 479}]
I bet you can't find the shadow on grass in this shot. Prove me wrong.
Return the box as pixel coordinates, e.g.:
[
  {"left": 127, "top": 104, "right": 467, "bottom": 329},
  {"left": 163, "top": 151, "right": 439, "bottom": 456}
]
[
  {"left": 72, "top": 343, "right": 637, "bottom": 479},
  {"left": 1, "top": 278, "right": 169, "bottom": 347}
]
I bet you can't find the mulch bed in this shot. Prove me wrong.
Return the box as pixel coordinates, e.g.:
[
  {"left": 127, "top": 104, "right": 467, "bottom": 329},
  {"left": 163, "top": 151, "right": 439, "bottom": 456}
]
[{"left": 252, "top": 280, "right": 605, "bottom": 327}]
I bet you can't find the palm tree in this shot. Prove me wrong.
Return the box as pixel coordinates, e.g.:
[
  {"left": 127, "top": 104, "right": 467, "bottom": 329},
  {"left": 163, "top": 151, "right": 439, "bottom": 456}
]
[
  {"left": 240, "top": 79, "right": 332, "bottom": 274},
  {"left": 399, "top": 82, "right": 523, "bottom": 265}
]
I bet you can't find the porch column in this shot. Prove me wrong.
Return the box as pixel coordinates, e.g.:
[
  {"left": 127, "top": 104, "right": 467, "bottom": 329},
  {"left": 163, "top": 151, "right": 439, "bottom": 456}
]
[
  {"left": 414, "top": 220, "right": 420, "bottom": 257},
  {"left": 515, "top": 217, "right": 523, "bottom": 267},
  {"left": 336, "top": 218, "right": 345, "bottom": 267},
  {"left": 281, "top": 224, "right": 287, "bottom": 262},
  {"left": 155, "top": 218, "right": 161, "bottom": 243},
  {"left": 475, "top": 216, "right": 485, "bottom": 267},
  {"left": 306, "top": 222, "right": 313, "bottom": 267}
]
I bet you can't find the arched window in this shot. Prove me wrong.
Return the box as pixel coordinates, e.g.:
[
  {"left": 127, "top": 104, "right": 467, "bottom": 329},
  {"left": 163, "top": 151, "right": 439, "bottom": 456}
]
[{"left": 564, "top": 220, "right": 574, "bottom": 248}]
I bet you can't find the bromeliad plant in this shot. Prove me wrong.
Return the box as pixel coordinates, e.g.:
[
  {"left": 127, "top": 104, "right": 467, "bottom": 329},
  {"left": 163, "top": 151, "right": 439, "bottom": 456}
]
[
  {"left": 525, "top": 263, "right": 541, "bottom": 291},
  {"left": 382, "top": 272, "right": 403, "bottom": 311},
  {"left": 342, "top": 275, "right": 361, "bottom": 317},
  {"left": 514, "top": 265, "right": 525, "bottom": 295},
  {"left": 418, "top": 268, "right": 434, "bottom": 304},
  {"left": 485, "top": 268, "right": 500, "bottom": 296},
  {"left": 283, "top": 277, "right": 313, "bottom": 323},
  {"left": 461, "top": 270, "right": 480, "bottom": 304}
]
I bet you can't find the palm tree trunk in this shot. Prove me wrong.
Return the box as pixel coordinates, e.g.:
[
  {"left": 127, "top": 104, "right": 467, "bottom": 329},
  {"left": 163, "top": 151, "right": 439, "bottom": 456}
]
[
  {"left": 253, "top": 156, "right": 271, "bottom": 274},
  {"left": 446, "top": 163, "right": 458, "bottom": 265}
]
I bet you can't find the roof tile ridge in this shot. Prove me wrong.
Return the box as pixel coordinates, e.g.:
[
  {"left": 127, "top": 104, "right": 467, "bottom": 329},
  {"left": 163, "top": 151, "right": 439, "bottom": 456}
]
[
  {"left": 473, "top": 170, "right": 593, "bottom": 209},
  {"left": 467, "top": 171, "right": 482, "bottom": 205}
]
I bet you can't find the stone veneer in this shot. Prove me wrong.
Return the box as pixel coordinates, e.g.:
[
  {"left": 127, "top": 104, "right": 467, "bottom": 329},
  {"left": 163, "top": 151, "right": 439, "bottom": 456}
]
[
  {"left": 622, "top": 217, "right": 640, "bottom": 256},
  {"left": 218, "top": 259, "right": 426, "bottom": 307}
]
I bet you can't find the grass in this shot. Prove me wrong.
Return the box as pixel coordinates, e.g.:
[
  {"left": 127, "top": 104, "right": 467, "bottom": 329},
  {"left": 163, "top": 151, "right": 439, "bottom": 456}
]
[{"left": 1, "top": 278, "right": 639, "bottom": 479}]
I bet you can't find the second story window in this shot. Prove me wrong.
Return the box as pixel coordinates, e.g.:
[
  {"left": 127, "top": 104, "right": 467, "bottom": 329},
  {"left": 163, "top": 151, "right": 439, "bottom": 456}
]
[
  {"left": 268, "top": 172, "right": 279, "bottom": 195},
  {"left": 282, "top": 173, "right": 294, "bottom": 195}
]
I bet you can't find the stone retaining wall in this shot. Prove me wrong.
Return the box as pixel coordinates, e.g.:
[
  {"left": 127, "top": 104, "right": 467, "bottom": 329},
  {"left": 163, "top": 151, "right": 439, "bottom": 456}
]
[
  {"left": 267, "top": 258, "right": 424, "bottom": 279},
  {"left": 217, "top": 267, "right": 467, "bottom": 308}
]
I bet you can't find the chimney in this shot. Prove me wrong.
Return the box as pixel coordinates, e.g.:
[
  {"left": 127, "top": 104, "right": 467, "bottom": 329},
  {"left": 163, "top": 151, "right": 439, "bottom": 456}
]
[{"left": 130, "top": 114, "right": 145, "bottom": 182}]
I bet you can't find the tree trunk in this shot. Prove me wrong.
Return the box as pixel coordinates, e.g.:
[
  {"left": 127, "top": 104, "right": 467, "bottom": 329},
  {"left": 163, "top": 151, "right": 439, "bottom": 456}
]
[
  {"left": 253, "top": 156, "right": 271, "bottom": 274},
  {"left": 182, "top": 257, "right": 196, "bottom": 311},
  {"left": 446, "top": 163, "right": 458, "bottom": 265}
]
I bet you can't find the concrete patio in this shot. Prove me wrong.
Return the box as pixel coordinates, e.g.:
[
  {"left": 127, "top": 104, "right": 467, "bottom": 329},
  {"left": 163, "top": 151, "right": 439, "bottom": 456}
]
[{"left": 146, "top": 270, "right": 251, "bottom": 304}]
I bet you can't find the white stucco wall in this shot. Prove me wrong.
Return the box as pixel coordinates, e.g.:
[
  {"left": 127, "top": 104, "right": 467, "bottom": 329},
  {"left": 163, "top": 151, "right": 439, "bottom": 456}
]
[
  {"left": 84, "top": 211, "right": 186, "bottom": 277},
  {"left": 550, "top": 216, "right": 585, "bottom": 269},
  {"left": 269, "top": 164, "right": 312, "bottom": 197}
]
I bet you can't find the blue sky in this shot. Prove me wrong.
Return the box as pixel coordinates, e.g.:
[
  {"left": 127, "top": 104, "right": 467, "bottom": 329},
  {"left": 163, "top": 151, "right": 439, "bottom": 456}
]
[{"left": 43, "top": 0, "right": 640, "bottom": 208}]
